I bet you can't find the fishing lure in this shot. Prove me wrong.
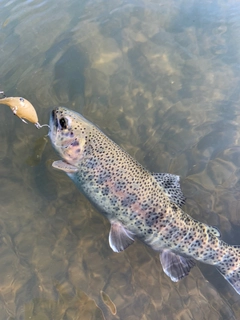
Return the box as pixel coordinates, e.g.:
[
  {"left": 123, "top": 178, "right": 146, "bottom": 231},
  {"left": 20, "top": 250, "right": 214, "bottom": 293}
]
[{"left": 0, "top": 91, "right": 49, "bottom": 129}]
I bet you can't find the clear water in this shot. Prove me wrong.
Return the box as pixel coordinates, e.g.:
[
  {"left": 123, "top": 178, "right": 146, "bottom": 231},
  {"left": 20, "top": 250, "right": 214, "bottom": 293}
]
[{"left": 0, "top": 0, "right": 240, "bottom": 319}]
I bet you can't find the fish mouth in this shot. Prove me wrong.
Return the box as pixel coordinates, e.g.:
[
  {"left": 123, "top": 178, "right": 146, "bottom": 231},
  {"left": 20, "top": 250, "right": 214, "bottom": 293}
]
[
  {"left": 50, "top": 109, "right": 57, "bottom": 128},
  {"left": 49, "top": 109, "right": 60, "bottom": 130},
  {"left": 48, "top": 109, "right": 58, "bottom": 140}
]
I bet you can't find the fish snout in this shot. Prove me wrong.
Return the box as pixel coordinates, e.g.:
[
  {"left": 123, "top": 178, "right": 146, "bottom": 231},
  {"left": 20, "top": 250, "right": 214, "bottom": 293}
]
[{"left": 50, "top": 109, "right": 58, "bottom": 129}]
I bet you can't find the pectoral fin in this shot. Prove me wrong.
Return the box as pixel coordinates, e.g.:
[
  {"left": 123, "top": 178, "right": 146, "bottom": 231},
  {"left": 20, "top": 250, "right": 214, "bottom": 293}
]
[
  {"left": 109, "top": 222, "right": 134, "bottom": 253},
  {"left": 159, "top": 249, "right": 195, "bottom": 282},
  {"left": 52, "top": 160, "right": 78, "bottom": 173}
]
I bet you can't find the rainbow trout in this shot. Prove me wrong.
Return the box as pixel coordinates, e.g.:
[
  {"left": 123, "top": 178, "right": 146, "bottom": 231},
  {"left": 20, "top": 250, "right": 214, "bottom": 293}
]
[{"left": 49, "top": 107, "right": 240, "bottom": 295}]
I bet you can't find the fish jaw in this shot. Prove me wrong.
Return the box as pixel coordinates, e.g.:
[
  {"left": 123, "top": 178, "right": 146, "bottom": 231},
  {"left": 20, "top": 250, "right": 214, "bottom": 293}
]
[{"left": 49, "top": 107, "right": 90, "bottom": 167}]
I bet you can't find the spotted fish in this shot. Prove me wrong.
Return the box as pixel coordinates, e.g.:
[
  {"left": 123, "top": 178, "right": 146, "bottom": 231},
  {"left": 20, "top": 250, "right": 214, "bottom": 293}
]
[{"left": 49, "top": 107, "right": 240, "bottom": 295}]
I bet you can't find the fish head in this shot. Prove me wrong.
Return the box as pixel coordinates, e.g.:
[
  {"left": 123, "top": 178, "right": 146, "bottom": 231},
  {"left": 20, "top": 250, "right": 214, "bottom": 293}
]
[{"left": 49, "top": 106, "right": 91, "bottom": 166}]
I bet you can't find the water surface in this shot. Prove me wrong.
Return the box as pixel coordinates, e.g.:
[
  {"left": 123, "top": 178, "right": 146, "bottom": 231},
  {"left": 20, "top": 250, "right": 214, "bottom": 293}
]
[{"left": 1, "top": 0, "right": 240, "bottom": 319}]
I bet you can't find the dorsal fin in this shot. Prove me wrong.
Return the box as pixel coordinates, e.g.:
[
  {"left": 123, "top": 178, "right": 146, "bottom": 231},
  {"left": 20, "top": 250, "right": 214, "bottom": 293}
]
[{"left": 152, "top": 173, "right": 186, "bottom": 207}]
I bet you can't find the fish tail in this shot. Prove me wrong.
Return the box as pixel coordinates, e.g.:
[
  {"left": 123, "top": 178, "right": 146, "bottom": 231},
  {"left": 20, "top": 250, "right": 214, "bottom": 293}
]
[{"left": 216, "top": 245, "right": 240, "bottom": 294}]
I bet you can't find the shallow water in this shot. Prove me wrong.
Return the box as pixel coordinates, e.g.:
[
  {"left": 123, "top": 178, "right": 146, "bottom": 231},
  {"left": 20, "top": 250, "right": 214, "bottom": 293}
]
[{"left": 1, "top": 0, "right": 240, "bottom": 319}]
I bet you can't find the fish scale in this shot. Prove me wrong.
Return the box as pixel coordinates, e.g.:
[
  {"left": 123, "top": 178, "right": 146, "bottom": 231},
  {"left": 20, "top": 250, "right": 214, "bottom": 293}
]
[{"left": 49, "top": 106, "right": 240, "bottom": 295}]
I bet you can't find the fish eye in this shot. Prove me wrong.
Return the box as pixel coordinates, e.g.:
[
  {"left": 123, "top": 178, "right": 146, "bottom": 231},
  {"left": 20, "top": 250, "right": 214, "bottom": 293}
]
[
  {"left": 59, "top": 117, "right": 67, "bottom": 130},
  {"left": 19, "top": 97, "right": 24, "bottom": 102}
]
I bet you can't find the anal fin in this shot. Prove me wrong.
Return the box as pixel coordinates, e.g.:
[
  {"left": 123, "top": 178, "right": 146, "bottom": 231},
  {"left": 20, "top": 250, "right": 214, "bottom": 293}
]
[
  {"left": 160, "top": 249, "right": 195, "bottom": 282},
  {"left": 109, "top": 222, "right": 134, "bottom": 253}
]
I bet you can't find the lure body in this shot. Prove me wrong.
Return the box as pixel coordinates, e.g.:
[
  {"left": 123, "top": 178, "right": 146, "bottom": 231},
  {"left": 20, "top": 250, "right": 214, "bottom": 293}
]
[{"left": 0, "top": 92, "right": 48, "bottom": 129}]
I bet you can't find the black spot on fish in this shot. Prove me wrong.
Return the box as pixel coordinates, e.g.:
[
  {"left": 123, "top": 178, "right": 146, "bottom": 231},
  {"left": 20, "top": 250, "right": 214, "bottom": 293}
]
[
  {"left": 86, "top": 157, "right": 98, "bottom": 169},
  {"left": 71, "top": 140, "right": 79, "bottom": 146},
  {"left": 110, "top": 196, "right": 118, "bottom": 206},
  {"left": 115, "top": 181, "right": 126, "bottom": 192},
  {"left": 98, "top": 170, "right": 110, "bottom": 184},
  {"left": 102, "top": 186, "right": 109, "bottom": 196}
]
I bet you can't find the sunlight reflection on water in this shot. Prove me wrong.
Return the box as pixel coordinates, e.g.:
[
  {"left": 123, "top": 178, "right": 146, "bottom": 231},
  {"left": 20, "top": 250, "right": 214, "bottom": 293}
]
[{"left": 0, "top": 0, "right": 240, "bottom": 319}]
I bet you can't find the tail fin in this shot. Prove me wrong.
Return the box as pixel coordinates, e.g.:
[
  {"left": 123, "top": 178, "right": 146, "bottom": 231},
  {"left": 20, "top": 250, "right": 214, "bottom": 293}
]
[{"left": 216, "top": 249, "right": 240, "bottom": 295}]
